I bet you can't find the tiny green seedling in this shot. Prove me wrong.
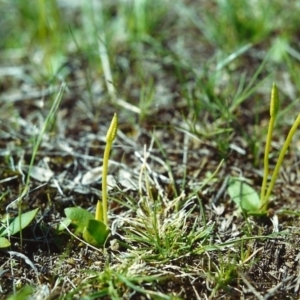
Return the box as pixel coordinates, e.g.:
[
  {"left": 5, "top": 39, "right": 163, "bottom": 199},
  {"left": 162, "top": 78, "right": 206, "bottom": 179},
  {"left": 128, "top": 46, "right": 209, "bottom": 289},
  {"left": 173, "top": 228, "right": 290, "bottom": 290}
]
[
  {"left": 0, "top": 208, "right": 39, "bottom": 248},
  {"left": 63, "top": 113, "right": 118, "bottom": 247},
  {"left": 96, "top": 112, "right": 118, "bottom": 225},
  {"left": 261, "top": 84, "right": 300, "bottom": 211},
  {"left": 228, "top": 83, "right": 300, "bottom": 214}
]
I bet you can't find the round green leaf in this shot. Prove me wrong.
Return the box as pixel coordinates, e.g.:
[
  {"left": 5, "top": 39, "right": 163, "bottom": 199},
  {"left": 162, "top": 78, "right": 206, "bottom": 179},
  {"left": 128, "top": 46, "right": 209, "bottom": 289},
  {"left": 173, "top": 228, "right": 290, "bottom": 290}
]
[
  {"left": 64, "top": 207, "right": 94, "bottom": 234},
  {"left": 83, "top": 219, "right": 110, "bottom": 247},
  {"left": 1, "top": 208, "right": 39, "bottom": 236},
  {"left": 227, "top": 177, "right": 261, "bottom": 212}
]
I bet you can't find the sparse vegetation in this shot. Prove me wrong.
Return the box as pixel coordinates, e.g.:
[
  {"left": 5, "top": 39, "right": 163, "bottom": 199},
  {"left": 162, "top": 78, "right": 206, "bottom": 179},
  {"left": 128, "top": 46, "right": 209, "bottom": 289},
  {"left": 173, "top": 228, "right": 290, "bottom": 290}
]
[
  {"left": 227, "top": 83, "right": 300, "bottom": 215},
  {"left": 63, "top": 113, "right": 118, "bottom": 247},
  {"left": 1, "top": 0, "right": 300, "bottom": 299}
]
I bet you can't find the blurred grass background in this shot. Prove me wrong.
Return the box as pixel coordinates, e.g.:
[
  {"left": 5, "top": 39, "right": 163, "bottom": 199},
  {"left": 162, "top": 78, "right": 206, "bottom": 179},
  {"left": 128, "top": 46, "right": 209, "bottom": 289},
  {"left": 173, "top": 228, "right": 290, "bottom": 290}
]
[
  {"left": 2, "top": 1, "right": 300, "bottom": 298},
  {"left": 1, "top": 0, "right": 300, "bottom": 162}
]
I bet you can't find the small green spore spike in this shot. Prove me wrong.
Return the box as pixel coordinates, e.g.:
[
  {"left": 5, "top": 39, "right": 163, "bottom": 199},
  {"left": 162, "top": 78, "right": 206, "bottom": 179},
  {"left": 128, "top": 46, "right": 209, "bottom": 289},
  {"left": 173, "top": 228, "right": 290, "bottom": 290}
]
[
  {"left": 270, "top": 83, "right": 279, "bottom": 118},
  {"left": 106, "top": 113, "right": 118, "bottom": 142},
  {"left": 99, "top": 113, "right": 118, "bottom": 225}
]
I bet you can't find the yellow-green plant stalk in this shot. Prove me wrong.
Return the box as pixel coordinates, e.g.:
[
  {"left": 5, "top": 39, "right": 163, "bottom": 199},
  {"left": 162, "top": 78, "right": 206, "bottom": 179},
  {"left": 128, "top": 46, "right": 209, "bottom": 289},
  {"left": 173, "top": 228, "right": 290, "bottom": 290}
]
[
  {"left": 95, "top": 113, "right": 118, "bottom": 225},
  {"left": 260, "top": 83, "right": 279, "bottom": 209},
  {"left": 263, "top": 112, "right": 300, "bottom": 205}
]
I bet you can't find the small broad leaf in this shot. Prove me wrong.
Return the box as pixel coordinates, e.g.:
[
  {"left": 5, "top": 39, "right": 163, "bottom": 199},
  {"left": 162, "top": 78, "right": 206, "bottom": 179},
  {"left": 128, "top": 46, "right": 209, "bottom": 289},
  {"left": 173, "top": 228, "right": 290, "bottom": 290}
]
[
  {"left": 0, "top": 208, "right": 39, "bottom": 236},
  {"left": 227, "top": 177, "right": 261, "bottom": 212},
  {"left": 0, "top": 237, "right": 11, "bottom": 248},
  {"left": 64, "top": 207, "right": 94, "bottom": 234},
  {"left": 83, "top": 219, "right": 110, "bottom": 247},
  {"left": 57, "top": 217, "right": 72, "bottom": 232}
]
